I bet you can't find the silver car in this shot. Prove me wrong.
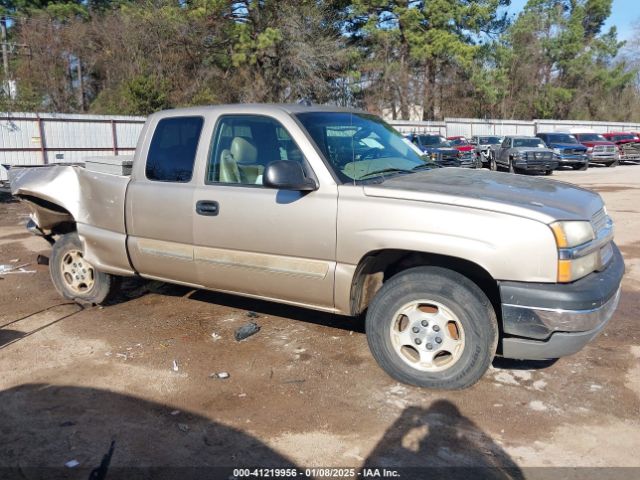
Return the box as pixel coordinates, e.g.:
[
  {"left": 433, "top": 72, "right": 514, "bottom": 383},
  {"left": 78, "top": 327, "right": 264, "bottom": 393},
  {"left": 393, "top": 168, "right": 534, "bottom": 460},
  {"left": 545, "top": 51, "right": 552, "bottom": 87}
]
[{"left": 494, "top": 136, "right": 558, "bottom": 174}]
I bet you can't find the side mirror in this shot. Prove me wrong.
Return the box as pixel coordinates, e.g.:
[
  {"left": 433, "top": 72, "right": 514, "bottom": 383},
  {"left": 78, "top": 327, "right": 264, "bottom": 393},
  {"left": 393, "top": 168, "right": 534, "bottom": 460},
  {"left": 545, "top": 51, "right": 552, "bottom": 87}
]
[{"left": 263, "top": 160, "right": 318, "bottom": 191}]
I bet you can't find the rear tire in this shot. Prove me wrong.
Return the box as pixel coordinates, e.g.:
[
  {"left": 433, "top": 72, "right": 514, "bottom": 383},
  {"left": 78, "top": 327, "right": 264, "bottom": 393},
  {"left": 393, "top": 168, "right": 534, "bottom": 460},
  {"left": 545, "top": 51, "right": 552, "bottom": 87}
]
[
  {"left": 365, "top": 266, "right": 498, "bottom": 390},
  {"left": 50, "top": 232, "right": 119, "bottom": 305}
]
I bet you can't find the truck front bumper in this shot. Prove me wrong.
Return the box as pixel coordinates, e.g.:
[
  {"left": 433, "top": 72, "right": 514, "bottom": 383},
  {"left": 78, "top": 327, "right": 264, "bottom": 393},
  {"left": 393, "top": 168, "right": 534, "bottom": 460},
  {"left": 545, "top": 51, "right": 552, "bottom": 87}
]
[{"left": 498, "top": 244, "right": 624, "bottom": 360}]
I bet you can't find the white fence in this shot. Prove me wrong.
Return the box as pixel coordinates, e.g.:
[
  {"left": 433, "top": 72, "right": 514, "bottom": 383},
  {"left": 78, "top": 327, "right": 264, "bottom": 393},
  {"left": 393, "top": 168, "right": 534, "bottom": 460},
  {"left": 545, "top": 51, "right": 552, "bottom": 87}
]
[
  {"left": 389, "top": 117, "right": 640, "bottom": 138},
  {"left": 3, "top": 111, "right": 640, "bottom": 181},
  {"left": 0, "top": 112, "right": 145, "bottom": 180}
]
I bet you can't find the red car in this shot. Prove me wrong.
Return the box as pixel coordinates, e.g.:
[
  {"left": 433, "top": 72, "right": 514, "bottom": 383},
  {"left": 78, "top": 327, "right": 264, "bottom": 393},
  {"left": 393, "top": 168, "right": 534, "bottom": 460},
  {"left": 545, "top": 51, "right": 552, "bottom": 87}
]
[
  {"left": 602, "top": 132, "right": 640, "bottom": 162},
  {"left": 566, "top": 131, "right": 619, "bottom": 167},
  {"left": 447, "top": 136, "right": 479, "bottom": 167}
]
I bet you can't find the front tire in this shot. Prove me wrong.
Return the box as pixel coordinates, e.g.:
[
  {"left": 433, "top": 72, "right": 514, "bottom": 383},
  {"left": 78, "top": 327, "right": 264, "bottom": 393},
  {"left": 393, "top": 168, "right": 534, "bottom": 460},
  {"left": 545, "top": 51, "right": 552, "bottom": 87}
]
[
  {"left": 50, "top": 233, "right": 119, "bottom": 305},
  {"left": 508, "top": 158, "right": 516, "bottom": 173},
  {"left": 489, "top": 155, "right": 497, "bottom": 171},
  {"left": 365, "top": 267, "right": 498, "bottom": 390}
]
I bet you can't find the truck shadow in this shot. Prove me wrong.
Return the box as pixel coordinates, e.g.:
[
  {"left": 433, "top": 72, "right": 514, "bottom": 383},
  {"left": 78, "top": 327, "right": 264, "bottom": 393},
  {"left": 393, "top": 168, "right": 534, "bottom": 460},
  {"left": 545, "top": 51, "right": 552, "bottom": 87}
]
[
  {"left": 106, "top": 277, "right": 365, "bottom": 334},
  {"left": 0, "top": 385, "right": 523, "bottom": 479}
]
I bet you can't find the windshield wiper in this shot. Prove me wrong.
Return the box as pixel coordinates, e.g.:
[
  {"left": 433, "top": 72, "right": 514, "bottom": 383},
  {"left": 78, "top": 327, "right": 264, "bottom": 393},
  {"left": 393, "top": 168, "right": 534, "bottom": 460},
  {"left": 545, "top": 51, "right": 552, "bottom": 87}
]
[
  {"left": 412, "top": 162, "right": 439, "bottom": 171},
  {"left": 358, "top": 168, "right": 413, "bottom": 179}
]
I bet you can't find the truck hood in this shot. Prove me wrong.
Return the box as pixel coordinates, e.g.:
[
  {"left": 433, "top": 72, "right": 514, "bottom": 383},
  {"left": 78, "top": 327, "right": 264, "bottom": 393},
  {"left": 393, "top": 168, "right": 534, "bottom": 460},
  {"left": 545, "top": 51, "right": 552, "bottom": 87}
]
[
  {"left": 363, "top": 168, "right": 603, "bottom": 224},
  {"left": 579, "top": 140, "right": 615, "bottom": 147},
  {"left": 547, "top": 143, "right": 587, "bottom": 151}
]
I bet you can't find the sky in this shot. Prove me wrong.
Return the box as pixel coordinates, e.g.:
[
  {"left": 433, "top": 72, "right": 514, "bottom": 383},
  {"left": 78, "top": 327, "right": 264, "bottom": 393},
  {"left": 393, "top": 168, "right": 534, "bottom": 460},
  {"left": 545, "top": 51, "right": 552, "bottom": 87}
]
[{"left": 507, "top": 0, "right": 638, "bottom": 42}]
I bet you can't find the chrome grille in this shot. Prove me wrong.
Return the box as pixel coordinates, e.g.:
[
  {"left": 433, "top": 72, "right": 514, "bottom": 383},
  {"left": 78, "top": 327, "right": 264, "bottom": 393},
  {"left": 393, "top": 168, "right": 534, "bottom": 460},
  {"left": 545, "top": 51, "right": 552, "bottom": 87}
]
[
  {"left": 594, "top": 145, "right": 616, "bottom": 153},
  {"left": 591, "top": 208, "right": 608, "bottom": 234}
]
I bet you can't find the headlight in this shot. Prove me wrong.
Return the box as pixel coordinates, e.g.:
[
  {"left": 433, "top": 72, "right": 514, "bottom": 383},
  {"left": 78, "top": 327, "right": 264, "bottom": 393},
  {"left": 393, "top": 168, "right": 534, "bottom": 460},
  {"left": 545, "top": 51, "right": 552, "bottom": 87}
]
[
  {"left": 553, "top": 148, "right": 562, "bottom": 154},
  {"left": 586, "top": 146, "right": 594, "bottom": 153},
  {"left": 550, "top": 221, "right": 594, "bottom": 248},
  {"left": 550, "top": 221, "right": 597, "bottom": 282}
]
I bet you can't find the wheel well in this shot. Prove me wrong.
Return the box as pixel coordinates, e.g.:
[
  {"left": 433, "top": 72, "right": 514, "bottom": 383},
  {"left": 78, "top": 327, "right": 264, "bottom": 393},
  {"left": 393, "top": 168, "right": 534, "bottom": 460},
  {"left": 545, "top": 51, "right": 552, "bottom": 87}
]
[
  {"left": 18, "top": 194, "right": 77, "bottom": 235},
  {"left": 349, "top": 249, "right": 501, "bottom": 321}
]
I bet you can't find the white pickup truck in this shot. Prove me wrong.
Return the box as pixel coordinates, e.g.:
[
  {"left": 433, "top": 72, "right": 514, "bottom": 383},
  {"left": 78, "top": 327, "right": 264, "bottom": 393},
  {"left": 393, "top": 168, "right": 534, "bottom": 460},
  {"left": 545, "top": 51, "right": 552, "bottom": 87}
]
[{"left": 10, "top": 104, "right": 624, "bottom": 389}]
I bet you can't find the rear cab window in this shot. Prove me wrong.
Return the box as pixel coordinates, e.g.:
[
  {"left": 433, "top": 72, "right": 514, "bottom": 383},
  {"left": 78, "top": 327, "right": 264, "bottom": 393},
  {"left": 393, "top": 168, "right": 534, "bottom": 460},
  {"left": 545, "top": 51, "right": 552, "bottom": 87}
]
[{"left": 145, "top": 116, "right": 204, "bottom": 182}]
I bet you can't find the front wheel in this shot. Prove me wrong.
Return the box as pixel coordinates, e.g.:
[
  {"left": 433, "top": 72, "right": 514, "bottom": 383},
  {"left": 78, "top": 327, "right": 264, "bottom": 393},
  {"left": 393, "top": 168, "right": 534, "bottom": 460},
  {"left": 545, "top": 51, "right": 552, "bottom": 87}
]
[
  {"left": 365, "top": 266, "right": 498, "bottom": 389},
  {"left": 489, "top": 155, "right": 497, "bottom": 171},
  {"left": 50, "top": 232, "right": 119, "bottom": 305},
  {"left": 508, "top": 158, "right": 516, "bottom": 173}
]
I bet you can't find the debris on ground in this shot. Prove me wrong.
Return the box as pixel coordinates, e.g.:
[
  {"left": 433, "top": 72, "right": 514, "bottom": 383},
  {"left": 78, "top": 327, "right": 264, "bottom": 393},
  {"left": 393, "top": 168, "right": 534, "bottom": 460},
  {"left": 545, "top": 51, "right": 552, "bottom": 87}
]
[
  {"left": 170, "top": 410, "right": 180, "bottom": 416},
  {"left": 210, "top": 371, "right": 230, "bottom": 379},
  {"left": 0, "top": 263, "right": 34, "bottom": 274},
  {"left": 235, "top": 322, "right": 260, "bottom": 341},
  {"left": 59, "top": 421, "right": 76, "bottom": 427},
  {"left": 178, "top": 423, "right": 189, "bottom": 432},
  {"left": 65, "top": 460, "right": 80, "bottom": 468},
  {"left": 210, "top": 332, "right": 221, "bottom": 341},
  {"left": 172, "top": 360, "right": 179, "bottom": 372},
  {"left": 36, "top": 255, "right": 49, "bottom": 265},
  {"left": 246, "top": 311, "right": 259, "bottom": 318}
]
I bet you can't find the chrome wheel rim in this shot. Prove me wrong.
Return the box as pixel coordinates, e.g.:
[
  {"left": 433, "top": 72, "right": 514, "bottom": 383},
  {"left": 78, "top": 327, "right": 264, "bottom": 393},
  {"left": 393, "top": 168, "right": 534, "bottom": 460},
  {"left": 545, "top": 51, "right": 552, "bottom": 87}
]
[
  {"left": 389, "top": 300, "right": 465, "bottom": 373},
  {"left": 61, "top": 250, "right": 95, "bottom": 294}
]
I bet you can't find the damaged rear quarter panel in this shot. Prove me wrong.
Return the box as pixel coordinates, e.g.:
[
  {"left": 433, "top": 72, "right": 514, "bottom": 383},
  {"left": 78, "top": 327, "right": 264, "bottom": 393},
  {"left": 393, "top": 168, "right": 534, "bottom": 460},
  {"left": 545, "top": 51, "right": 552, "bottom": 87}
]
[{"left": 10, "top": 165, "right": 134, "bottom": 276}]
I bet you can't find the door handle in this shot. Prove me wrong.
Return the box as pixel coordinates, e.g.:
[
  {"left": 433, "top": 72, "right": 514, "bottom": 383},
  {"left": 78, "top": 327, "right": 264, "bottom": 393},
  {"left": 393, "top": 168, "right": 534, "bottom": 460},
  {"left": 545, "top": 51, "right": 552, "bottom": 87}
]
[{"left": 196, "top": 200, "right": 219, "bottom": 216}]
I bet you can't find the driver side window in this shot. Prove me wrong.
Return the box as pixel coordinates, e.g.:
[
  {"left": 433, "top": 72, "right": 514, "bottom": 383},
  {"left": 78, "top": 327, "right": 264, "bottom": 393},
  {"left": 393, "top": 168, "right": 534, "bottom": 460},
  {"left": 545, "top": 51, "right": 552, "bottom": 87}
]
[
  {"left": 207, "top": 115, "right": 305, "bottom": 185},
  {"left": 501, "top": 138, "right": 511, "bottom": 148}
]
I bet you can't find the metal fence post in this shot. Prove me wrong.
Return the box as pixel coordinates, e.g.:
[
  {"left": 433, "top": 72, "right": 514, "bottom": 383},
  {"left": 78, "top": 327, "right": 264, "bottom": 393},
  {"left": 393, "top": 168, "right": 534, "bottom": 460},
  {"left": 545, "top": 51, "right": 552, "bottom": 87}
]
[
  {"left": 111, "top": 119, "right": 118, "bottom": 155},
  {"left": 36, "top": 113, "right": 47, "bottom": 165}
]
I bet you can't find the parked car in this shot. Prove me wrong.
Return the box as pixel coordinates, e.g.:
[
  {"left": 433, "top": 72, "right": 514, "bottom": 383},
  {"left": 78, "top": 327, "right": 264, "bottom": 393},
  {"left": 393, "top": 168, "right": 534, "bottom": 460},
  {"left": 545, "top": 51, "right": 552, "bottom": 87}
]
[
  {"left": 494, "top": 136, "right": 558, "bottom": 174},
  {"left": 405, "top": 133, "right": 467, "bottom": 167},
  {"left": 561, "top": 130, "right": 619, "bottom": 167},
  {"left": 446, "top": 136, "right": 479, "bottom": 168},
  {"left": 9, "top": 104, "right": 623, "bottom": 390},
  {"left": 601, "top": 132, "right": 640, "bottom": 162},
  {"left": 536, "top": 132, "right": 589, "bottom": 170},
  {"left": 470, "top": 135, "right": 503, "bottom": 168}
]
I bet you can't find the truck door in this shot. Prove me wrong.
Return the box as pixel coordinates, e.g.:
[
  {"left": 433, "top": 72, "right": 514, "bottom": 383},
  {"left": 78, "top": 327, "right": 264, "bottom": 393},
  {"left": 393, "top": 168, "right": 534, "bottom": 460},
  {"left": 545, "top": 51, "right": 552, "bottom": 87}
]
[
  {"left": 192, "top": 113, "right": 338, "bottom": 310},
  {"left": 125, "top": 115, "right": 204, "bottom": 286}
]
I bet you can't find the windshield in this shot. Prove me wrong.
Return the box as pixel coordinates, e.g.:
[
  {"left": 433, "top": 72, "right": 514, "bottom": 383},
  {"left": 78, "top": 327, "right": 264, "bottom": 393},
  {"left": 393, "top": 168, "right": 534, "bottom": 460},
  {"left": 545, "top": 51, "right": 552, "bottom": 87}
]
[
  {"left": 612, "top": 134, "right": 638, "bottom": 141},
  {"left": 296, "top": 112, "right": 434, "bottom": 182},
  {"left": 449, "top": 137, "right": 468, "bottom": 146},
  {"left": 513, "top": 138, "right": 546, "bottom": 148},
  {"left": 479, "top": 136, "right": 501, "bottom": 144},
  {"left": 545, "top": 134, "right": 579, "bottom": 144},
  {"left": 419, "top": 135, "right": 451, "bottom": 147},
  {"left": 576, "top": 133, "right": 607, "bottom": 142}
]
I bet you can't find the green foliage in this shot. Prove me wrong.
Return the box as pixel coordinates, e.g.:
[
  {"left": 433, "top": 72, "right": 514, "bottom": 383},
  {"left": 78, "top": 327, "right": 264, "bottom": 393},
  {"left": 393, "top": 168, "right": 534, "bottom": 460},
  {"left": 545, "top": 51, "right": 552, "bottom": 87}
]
[{"left": 2, "top": 0, "right": 639, "bottom": 121}]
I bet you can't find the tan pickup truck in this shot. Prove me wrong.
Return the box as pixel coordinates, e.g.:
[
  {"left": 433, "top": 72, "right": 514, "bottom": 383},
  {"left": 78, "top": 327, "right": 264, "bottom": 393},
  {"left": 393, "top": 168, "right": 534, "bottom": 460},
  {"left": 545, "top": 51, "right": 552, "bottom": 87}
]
[{"left": 9, "top": 104, "right": 624, "bottom": 389}]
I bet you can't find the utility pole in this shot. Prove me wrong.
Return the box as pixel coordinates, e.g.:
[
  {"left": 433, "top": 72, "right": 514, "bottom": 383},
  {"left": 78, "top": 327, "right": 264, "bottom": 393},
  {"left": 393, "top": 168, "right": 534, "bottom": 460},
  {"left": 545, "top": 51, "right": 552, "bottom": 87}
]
[{"left": 1, "top": 15, "right": 9, "bottom": 81}]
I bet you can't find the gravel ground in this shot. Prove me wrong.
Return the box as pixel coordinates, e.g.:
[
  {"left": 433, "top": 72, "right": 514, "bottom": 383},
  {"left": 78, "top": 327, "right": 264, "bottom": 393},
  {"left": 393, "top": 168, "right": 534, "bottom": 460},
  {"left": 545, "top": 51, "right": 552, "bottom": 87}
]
[{"left": 0, "top": 165, "right": 639, "bottom": 479}]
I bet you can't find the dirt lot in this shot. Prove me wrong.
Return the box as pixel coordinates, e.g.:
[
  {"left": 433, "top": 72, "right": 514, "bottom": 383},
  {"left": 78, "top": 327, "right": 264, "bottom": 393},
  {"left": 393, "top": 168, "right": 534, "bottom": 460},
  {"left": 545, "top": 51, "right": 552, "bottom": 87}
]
[{"left": 1, "top": 165, "right": 639, "bottom": 479}]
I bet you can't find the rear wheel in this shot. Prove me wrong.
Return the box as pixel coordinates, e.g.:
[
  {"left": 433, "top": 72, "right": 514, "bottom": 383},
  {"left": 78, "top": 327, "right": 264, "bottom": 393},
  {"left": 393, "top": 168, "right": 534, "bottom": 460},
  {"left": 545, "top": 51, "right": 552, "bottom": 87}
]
[
  {"left": 50, "top": 233, "right": 119, "bottom": 305},
  {"left": 365, "top": 267, "right": 498, "bottom": 389}
]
